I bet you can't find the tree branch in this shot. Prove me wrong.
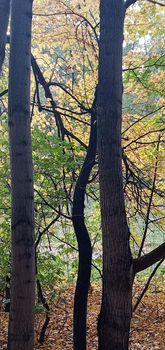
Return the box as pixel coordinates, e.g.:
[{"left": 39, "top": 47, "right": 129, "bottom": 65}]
[
  {"left": 0, "top": 89, "right": 8, "bottom": 98},
  {"left": 147, "top": 0, "right": 165, "bottom": 6},
  {"left": 124, "top": 0, "right": 138, "bottom": 10},
  {"left": 133, "top": 242, "right": 165, "bottom": 274},
  {"left": 125, "top": 0, "right": 165, "bottom": 11}
]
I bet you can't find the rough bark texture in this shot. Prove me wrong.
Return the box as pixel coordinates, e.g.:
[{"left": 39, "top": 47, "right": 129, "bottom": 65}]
[
  {"left": 7, "top": 1, "right": 35, "bottom": 350},
  {"left": 73, "top": 98, "right": 97, "bottom": 350},
  {"left": 97, "top": 1, "right": 133, "bottom": 349},
  {"left": 0, "top": 0, "right": 10, "bottom": 72}
]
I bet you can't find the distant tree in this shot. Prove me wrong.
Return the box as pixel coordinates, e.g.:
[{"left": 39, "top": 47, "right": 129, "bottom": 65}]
[{"left": 7, "top": 0, "right": 35, "bottom": 349}]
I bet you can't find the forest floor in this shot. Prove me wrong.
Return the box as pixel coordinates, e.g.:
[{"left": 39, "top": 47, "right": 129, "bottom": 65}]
[{"left": 0, "top": 279, "right": 165, "bottom": 350}]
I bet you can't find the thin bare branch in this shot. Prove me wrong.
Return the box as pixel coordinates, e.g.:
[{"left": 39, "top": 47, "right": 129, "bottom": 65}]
[
  {"left": 133, "top": 258, "right": 164, "bottom": 311},
  {"left": 125, "top": 0, "right": 165, "bottom": 11},
  {"left": 147, "top": 0, "right": 165, "bottom": 6},
  {"left": 138, "top": 136, "right": 161, "bottom": 257}
]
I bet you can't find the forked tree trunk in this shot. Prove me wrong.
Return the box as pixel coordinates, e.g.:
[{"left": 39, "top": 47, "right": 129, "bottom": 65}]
[
  {"left": 0, "top": 0, "right": 10, "bottom": 72},
  {"left": 7, "top": 1, "right": 35, "bottom": 350},
  {"left": 97, "top": 1, "right": 133, "bottom": 349}
]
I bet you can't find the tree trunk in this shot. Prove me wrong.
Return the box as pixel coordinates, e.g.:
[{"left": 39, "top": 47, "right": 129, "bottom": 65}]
[
  {"left": 0, "top": 0, "right": 10, "bottom": 72},
  {"left": 97, "top": 1, "right": 133, "bottom": 349},
  {"left": 73, "top": 96, "right": 97, "bottom": 350},
  {"left": 7, "top": 1, "right": 35, "bottom": 350}
]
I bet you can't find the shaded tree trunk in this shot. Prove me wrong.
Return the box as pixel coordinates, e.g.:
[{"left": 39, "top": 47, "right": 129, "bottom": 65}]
[
  {"left": 73, "top": 95, "right": 97, "bottom": 350},
  {"left": 97, "top": 1, "right": 133, "bottom": 349},
  {"left": 0, "top": 0, "right": 10, "bottom": 72},
  {"left": 7, "top": 1, "right": 35, "bottom": 349}
]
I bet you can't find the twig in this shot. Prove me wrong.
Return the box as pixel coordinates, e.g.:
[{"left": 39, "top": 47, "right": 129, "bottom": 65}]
[{"left": 133, "top": 258, "right": 164, "bottom": 312}]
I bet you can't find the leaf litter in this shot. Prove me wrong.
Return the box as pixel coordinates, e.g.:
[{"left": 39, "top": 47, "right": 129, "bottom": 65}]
[{"left": 0, "top": 281, "right": 164, "bottom": 349}]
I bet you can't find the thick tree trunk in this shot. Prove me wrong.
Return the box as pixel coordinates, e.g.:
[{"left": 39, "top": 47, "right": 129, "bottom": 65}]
[
  {"left": 73, "top": 97, "right": 97, "bottom": 350},
  {"left": 7, "top": 1, "right": 35, "bottom": 350},
  {"left": 0, "top": 0, "right": 10, "bottom": 72},
  {"left": 97, "top": 1, "right": 133, "bottom": 349}
]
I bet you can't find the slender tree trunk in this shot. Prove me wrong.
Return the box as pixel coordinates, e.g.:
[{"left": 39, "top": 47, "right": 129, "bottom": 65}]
[
  {"left": 97, "top": 1, "right": 133, "bottom": 349},
  {"left": 7, "top": 1, "right": 35, "bottom": 350},
  {"left": 73, "top": 96, "right": 97, "bottom": 350},
  {"left": 0, "top": 0, "right": 10, "bottom": 72}
]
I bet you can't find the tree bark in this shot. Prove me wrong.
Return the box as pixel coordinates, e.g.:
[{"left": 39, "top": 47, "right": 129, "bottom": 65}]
[
  {"left": 7, "top": 1, "right": 35, "bottom": 350},
  {"left": 73, "top": 95, "right": 97, "bottom": 350},
  {"left": 0, "top": 0, "right": 10, "bottom": 72},
  {"left": 97, "top": 1, "right": 133, "bottom": 349}
]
